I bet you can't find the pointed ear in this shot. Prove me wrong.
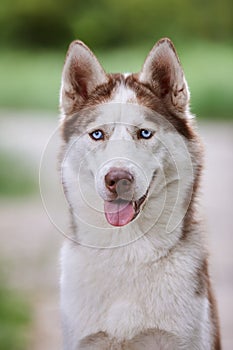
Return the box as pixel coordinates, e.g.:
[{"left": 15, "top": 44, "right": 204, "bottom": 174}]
[
  {"left": 139, "top": 38, "right": 190, "bottom": 115},
  {"left": 60, "top": 41, "right": 108, "bottom": 115}
]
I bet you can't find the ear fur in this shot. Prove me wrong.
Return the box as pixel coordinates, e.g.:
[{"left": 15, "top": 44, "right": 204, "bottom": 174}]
[
  {"left": 60, "top": 41, "right": 108, "bottom": 115},
  {"left": 139, "top": 38, "right": 190, "bottom": 116}
]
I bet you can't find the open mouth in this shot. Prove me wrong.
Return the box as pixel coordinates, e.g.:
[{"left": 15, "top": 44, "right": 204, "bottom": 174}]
[{"left": 104, "top": 191, "right": 148, "bottom": 227}]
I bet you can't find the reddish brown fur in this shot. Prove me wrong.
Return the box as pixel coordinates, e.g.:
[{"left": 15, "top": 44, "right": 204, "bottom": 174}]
[
  {"left": 208, "top": 272, "right": 222, "bottom": 349},
  {"left": 194, "top": 258, "right": 221, "bottom": 349},
  {"left": 61, "top": 73, "right": 194, "bottom": 142}
]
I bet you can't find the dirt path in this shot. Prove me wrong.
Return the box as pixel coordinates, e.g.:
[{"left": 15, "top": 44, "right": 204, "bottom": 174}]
[{"left": 0, "top": 112, "right": 232, "bottom": 349}]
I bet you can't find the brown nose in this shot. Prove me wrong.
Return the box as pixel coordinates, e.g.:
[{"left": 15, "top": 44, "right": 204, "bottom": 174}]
[{"left": 105, "top": 168, "right": 134, "bottom": 195}]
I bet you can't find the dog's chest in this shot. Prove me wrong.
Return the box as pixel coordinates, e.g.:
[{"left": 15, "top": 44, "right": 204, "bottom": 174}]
[{"left": 61, "top": 242, "right": 202, "bottom": 341}]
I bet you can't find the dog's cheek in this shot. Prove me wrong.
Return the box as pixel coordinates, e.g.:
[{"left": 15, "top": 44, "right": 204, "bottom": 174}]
[{"left": 133, "top": 147, "right": 160, "bottom": 197}]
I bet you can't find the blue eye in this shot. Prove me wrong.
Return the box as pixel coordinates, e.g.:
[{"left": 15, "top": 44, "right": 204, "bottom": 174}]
[
  {"left": 139, "top": 129, "right": 153, "bottom": 139},
  {"left": 90, "top": 129, "right": 104, "bottom": 140}
]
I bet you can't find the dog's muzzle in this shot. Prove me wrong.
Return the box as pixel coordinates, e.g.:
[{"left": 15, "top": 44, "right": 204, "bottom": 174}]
[{"left": 104, "top": 167, "right": 147, "bottom": 227}]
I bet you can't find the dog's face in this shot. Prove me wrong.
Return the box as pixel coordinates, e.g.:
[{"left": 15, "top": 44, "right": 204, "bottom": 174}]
[{"left": 59, "top": 39, "right": 200, "bottom": 245}]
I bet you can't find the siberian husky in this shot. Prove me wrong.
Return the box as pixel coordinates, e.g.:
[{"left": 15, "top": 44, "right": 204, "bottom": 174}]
[{"left": 59, "top": 38, "right": 221, "bottom": 349}]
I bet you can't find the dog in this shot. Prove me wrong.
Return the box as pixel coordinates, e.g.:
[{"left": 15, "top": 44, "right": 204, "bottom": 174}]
[{"left": 59, "top": 38, "right": 221, "bottom": 349}]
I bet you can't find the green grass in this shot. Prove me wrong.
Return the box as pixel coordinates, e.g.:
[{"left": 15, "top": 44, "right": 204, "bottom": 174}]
[
  {"left": 0, "top": 275, "right": 31, "bottom": 350},
  {"left": 0, "top": 41, "right": 232, "bottom": 118},
  {"left": 0, "top": 151, "right": 36, "bottom": 197}
]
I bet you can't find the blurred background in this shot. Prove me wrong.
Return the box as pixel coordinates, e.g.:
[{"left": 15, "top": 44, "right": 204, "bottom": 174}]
[{"left": 0, "top": 0, "right": 232, "bottom": 349}]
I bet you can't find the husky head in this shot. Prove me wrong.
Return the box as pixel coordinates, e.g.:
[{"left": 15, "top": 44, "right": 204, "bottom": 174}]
[{"left": 59, "top": 39, "right": 202, "bottom": 247}]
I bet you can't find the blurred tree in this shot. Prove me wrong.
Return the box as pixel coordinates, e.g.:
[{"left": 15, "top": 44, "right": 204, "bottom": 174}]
[
  {"left": 0, "top": 0, "right": 232, "bottom": 49},
  {"left": 0, "top": 0, "right": 73, "bottom": 48}
]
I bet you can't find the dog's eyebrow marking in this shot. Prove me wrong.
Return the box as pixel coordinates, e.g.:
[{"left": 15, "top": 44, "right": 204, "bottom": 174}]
[
  {"left": 144, "top": 111, "right": 164, "bottom": 127},
  {"left": 61, "top": 107, "right": 103, "bottom": 141},
  {"left": 144, "top": 110, "right": 194, "bottom": 139}
]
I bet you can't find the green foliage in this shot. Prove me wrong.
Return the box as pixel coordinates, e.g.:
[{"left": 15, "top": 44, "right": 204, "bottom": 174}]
[
  {"left": 180, "top": 41, "right": 233, "bottom": 119},
  {"left": 0, "top": 0, "right": 232, "bottom": 49},
  {"left": 0, "top": 42, "right": 232, "bottom": 118},
  {"left": 0, "top": 275, "right": 31, "bottom": 350},
  {"left": 0, "top": 151, "right": 36, "bottom": 197}
]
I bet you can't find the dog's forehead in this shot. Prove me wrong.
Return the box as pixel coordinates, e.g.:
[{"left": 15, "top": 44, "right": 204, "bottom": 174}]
[
  {"left": 97, "top": 103, "right": 144, "bottom": 125},
  {"left": 88, "top": 101, "right": 161, "bottom": 131},
  {"left": 61, "top": 84, "right": 194, "bottom": 142}
]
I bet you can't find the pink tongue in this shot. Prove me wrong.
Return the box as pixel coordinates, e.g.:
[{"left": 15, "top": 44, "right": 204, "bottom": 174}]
[{"left": 104, "top": 200, "right": 135, "bottom": 226}]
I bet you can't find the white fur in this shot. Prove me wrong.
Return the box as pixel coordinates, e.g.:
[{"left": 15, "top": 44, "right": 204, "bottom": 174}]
[
  {"left": 60, "top": 101, "right": 213, "bottom": 349},
  {"left": 60, "top": 231, "right": 211, "bottom": 349},
  {"left": 110, "top": 84, "right": 137, "bottom": 104}
]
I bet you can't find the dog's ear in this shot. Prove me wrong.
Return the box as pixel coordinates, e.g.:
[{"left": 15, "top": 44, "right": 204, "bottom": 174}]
[
  {"left": 60, "top": 41, "right": 108, "bottom": 115},
  {"left": 139, "top": 38, "right": 190, "bottom": 116}
]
